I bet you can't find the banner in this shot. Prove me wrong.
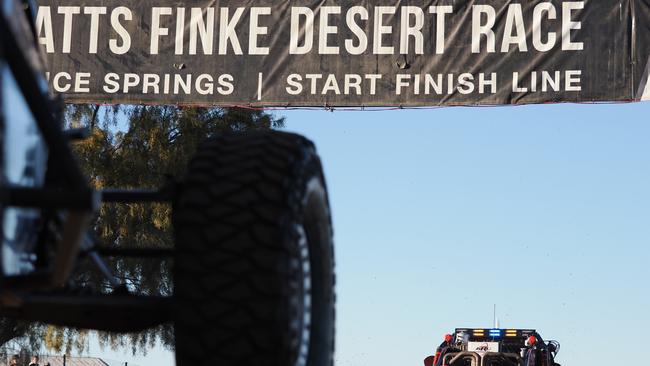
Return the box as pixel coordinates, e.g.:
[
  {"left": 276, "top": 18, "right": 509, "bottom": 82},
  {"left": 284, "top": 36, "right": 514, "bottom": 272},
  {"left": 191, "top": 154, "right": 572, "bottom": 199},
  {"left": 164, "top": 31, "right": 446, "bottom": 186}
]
[{"left": 35, "top": 0, "right": 650, "bottom": 107}]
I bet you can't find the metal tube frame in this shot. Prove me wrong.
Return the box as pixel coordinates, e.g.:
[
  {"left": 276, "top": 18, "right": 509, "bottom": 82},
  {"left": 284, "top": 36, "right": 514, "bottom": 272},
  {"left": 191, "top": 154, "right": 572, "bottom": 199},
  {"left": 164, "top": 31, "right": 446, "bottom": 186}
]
[
  {"left": 442, "top": 352, "right": 481, "bottom": 366},
  {"left": 0, "top": 0, "right": 174, "bottom": 331}
]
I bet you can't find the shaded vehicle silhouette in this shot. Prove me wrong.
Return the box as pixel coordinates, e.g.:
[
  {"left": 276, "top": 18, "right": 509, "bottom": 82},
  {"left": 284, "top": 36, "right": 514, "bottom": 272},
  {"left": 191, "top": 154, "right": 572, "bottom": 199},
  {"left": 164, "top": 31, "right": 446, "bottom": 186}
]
[{"left": 0, "top": 1, "right": 335, "bottom": 365}]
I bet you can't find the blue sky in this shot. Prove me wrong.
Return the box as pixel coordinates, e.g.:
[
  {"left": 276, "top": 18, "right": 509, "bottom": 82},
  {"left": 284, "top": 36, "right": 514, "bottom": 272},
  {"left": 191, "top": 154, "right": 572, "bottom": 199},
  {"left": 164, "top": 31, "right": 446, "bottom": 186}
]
[{"left": 88, "top": 102, "right": 650, "bottom": 366}]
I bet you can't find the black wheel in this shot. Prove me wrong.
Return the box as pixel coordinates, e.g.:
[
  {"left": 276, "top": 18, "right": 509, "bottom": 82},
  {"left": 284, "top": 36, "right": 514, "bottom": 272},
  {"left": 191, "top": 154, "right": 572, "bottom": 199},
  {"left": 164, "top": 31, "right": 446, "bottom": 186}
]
[{"left": 173, "top": 131, "right": 335, "bottom": 366}]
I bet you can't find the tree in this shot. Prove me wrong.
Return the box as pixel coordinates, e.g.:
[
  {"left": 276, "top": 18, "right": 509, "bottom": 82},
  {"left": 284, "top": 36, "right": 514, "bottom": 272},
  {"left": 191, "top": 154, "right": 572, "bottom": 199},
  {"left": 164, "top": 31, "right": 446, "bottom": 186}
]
[{"left": 2, "top": 105, "right": 284, "bottom": 355}]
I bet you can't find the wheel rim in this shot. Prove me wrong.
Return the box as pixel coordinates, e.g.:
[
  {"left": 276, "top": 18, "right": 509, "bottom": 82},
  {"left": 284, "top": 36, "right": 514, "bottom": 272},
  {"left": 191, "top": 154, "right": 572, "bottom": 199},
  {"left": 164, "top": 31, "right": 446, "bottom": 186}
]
[{"left": 293, "top": 224, "right": 311, "bottom": 366}]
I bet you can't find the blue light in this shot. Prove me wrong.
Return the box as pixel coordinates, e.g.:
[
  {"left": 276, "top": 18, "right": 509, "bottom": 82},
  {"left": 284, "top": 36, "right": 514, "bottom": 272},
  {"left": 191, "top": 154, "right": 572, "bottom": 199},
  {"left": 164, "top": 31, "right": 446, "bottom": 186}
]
[{"left": 488, "top": 329, "right": 502, "bottom": 337}]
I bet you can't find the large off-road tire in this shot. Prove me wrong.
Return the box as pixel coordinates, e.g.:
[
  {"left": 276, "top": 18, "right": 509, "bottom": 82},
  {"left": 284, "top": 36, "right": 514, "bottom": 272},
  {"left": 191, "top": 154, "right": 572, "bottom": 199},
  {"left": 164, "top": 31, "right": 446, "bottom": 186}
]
[{"left": 173, "top": 131, "right": 335, "bottom": 366}]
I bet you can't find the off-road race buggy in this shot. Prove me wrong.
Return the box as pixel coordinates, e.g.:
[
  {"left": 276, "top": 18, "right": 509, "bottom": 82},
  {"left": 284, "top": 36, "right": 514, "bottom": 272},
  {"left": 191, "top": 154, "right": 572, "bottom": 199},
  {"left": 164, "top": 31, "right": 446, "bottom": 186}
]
[
  {"left": 425, "top": 328, "right": 561, "bottom": 366},
  {"left": 0, "top": 1, "right": 335, "bottom": 365}
]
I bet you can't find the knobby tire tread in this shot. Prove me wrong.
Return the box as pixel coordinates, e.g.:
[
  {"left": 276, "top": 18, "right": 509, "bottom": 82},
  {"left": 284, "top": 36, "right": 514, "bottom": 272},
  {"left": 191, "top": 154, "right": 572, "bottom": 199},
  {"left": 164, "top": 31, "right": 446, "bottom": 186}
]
[{"left": 173, "top": 131, "right": 334, "bottom": 366}]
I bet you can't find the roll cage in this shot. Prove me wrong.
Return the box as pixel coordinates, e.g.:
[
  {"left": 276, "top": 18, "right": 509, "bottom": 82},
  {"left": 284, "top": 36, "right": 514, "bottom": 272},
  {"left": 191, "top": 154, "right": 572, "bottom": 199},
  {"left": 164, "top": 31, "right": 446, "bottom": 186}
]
[{"left": 0, "top": 0, "right": 172, "bottom": 332}]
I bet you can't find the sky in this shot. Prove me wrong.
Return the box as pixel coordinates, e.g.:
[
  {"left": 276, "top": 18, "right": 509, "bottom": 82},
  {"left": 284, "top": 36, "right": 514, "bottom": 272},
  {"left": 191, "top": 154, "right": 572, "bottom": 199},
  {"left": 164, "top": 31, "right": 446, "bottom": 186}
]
[{"left": 81, "top": 101, "right": 650, "bottom": 366}]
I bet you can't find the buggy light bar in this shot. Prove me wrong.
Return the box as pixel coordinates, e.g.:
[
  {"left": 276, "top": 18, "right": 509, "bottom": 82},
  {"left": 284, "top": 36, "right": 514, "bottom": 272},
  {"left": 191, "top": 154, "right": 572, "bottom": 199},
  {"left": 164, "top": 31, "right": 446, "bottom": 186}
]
[{"left": 457, "top": 328, "right": 536, "bottom": 339}]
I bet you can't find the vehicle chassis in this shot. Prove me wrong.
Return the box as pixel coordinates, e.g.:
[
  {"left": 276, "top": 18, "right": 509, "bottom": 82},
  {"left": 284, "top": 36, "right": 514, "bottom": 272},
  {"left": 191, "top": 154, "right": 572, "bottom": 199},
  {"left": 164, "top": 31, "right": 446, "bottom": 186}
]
[{"left": 0, "top": 1, "right": 174, "bottom": 333}]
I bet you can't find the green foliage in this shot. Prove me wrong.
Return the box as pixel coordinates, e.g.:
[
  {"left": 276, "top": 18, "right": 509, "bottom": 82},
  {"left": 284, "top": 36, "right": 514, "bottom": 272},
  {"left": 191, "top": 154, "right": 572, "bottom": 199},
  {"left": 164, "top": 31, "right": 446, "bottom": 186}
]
[
  {"left": 0, "top": 319, "right": 44, "bottom": 355},
  {"left": 2, "top": 105, "right": 283, "bottom": 355},
  {"left": 69, "top": 105, "right": 283, "bottom": 296},
  {"left": 43, "top": 327, "right": 88, "bottom": 355}
]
